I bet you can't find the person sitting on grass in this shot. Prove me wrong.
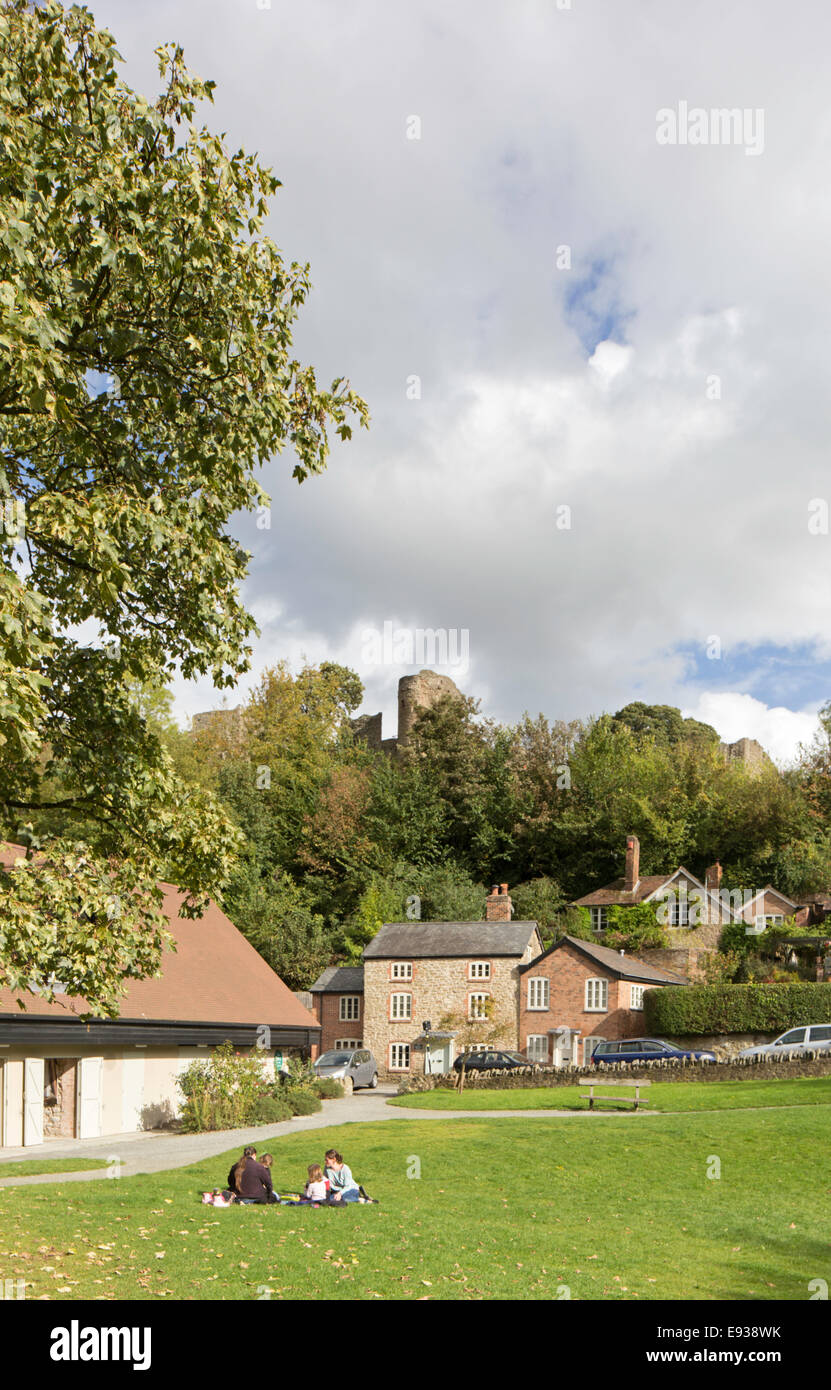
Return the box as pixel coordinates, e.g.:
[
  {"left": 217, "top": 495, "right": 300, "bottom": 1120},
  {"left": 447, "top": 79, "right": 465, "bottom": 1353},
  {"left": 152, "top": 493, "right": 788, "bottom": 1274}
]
[
  {"left": 227, "top": 1145, "right": 257, "bottom": 1196},
  {"left": 324, "top": 1149, "right": 377, "bottom": 1203},
  {"left": 235, "top": 1148, "right": 279, "bottom": 1205},
  {"left": 304, "top": 1163, "right": 329, "bottom": 1204}
]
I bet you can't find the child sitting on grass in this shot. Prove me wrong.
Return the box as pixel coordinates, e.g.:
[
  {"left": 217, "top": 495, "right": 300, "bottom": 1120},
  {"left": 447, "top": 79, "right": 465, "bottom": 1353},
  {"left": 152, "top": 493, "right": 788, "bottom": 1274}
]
[{"left": 304, "top": 1163, "right": 329, "bottom": 1203}]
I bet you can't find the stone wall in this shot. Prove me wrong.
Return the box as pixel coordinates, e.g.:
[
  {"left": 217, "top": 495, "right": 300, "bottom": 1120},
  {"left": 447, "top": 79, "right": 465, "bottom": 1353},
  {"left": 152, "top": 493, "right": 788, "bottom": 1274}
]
[
  {"left": 401, "top": 1050, "right": 831, "bottom": 1091},
  {"left": 42, "top": 1059, "right": 76, "bottom": 1139}
]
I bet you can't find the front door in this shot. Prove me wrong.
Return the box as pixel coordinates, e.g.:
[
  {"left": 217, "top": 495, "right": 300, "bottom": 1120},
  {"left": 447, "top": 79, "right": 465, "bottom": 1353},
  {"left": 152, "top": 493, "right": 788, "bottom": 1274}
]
[
  {"left": 551, "top": 1032, "right": 574, "bottom": 1068},
  {"left": 426, "top": 1042, "right": 451, "bottom": 1075}
]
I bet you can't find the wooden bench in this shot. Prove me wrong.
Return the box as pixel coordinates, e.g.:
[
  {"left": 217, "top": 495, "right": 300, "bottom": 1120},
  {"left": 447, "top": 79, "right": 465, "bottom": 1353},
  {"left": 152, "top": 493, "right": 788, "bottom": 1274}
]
[{"left": 579, "top": 1079, "right": 651, "bottom": 1110}]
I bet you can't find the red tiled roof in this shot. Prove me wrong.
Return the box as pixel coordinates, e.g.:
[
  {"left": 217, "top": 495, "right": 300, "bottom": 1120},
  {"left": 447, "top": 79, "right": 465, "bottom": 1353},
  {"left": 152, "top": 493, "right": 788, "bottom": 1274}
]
[
  {"left": 0, "top": 844, "right": 316, "bottom": 1029},
  {"left": 573, "top": 873, "right": 674, "bottom": 907}
]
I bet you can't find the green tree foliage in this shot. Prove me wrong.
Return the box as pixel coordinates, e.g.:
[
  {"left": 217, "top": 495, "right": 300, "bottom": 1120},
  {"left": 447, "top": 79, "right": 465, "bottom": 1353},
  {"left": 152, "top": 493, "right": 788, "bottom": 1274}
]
[
  {"left": 609, "top": 702, "right": 719, "bottom": 749},
  {"left": 225, "top": 861, "right": 331, "bottom": 992},
  {"left": 0, "top": 2, "right": 367, "bottom": 1011}
]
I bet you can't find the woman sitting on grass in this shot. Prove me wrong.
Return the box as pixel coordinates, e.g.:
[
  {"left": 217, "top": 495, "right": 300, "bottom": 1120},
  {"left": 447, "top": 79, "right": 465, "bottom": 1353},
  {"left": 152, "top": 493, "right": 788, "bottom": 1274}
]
[
  {"left": 233, "top": 1147, "right": 279, "bottom": 1205},
  {"left": 324, "top": 1149, "right": 377, "bottom": 1203},
  {"left": 227, "top": 1145, "right": 257, "bottom": 1196}
]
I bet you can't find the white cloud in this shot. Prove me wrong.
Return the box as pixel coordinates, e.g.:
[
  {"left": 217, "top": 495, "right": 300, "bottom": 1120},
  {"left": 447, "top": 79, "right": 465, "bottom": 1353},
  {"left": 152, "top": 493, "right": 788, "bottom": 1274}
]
[
  {"left": 89, "top": 0, "right": 831, "bottom": 740},
  {"left": 681, "top": 692, "right": 821, "bottom": 767}
]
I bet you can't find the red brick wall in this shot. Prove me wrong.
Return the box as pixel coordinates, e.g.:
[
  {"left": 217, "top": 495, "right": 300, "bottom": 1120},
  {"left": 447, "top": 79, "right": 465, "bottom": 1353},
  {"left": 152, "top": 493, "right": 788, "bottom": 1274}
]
[
  {"left": 519, "top": 941, "right": 662, "bottom": 1064},
  {"left": 310, "top": 992, "right": 364, "bottom": 1058}
]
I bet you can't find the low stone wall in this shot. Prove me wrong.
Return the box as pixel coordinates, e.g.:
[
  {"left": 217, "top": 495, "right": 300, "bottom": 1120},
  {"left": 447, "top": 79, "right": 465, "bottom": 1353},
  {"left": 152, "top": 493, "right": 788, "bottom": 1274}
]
[{"left": 400, "top": 1050, "right": 831, "bottom": 1093}]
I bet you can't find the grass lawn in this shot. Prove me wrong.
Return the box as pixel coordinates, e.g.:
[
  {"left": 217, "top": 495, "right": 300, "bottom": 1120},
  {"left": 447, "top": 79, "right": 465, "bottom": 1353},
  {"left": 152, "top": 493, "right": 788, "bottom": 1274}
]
[
  {"left": 387, "top": 1076, "right": 831, "bottom": 1113},
  {"left": 1, "top": 1105, "right": 829, "bottom": 1301},
  {"left": 0, "top": 1158, "right": 119, "bottom": 1178}
]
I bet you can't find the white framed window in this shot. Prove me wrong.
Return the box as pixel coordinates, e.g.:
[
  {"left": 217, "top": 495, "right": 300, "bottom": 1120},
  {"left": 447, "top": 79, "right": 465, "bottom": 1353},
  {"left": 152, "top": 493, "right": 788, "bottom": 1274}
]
[
  {"left": 334, "top": 1039, "right": 360, "bottom": 1050},
  {"left": 339, "top": 995, "right": 361, "bottom": 1022},
  {"left": 468, "top": 992, "right": 489, "bottom": 1021},
  {"left": 667, "top": 896, "right": 690, "bottom": 926},
  {"left": 755, "top": 913, "right": 784, "bottom": 929},
  {"left": 526, "top": 1035, "right": 548, "bottom": 1063},
  {"left": 630, "top": 985, "right": 645, "bottom": 1011},
  {"left": 585, "top": 978, "right": 608, "bottom": 1012},
  {"left": 468, "top": 961, "right": 491, "bottom": 980},
  {"left": 590, "top": 907, "right": 608, "bottom": 932},
  {"left": 527, "top": 977, "right": 550, "bottom": 1010},
  {"left": 391, "top": 962, "right": 413, "bottom": 980},
  {"left": 390, "top": 993, "right": 412, "bottom": 1021},
  {"left": 389, "top": 1043, "right": 411, "bottom": 1071},
  {"left": 583, "top": 1036, "right": 606, "bottom": 1064}
]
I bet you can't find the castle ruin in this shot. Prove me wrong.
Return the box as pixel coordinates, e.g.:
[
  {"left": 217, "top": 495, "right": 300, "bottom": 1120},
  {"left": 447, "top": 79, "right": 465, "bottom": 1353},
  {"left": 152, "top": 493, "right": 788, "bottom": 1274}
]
[{"left": 351, "top": 670, "right": 464, "bottom": 754}]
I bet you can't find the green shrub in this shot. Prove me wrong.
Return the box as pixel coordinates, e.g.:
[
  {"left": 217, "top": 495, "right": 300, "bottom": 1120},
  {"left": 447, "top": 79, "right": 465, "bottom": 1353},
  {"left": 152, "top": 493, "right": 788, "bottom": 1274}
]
[
  {"left": 313, "top": 1078, "right": 344, "bottom": 1099},
  {"left": 178, "top": 1041, "right": 267, "bottom": 1133},
  {"left": 248, "top": 1095, "right": 293, "bottom": 1125},
  {"left": 283, "top": 1088, "right": 322, "bottom": 1116},
  {"left": 645, "top": 982, "right": 831, "bottom": 1036},
  {"left": 604, "top": 901, "right": 669, "bottom": 951}
]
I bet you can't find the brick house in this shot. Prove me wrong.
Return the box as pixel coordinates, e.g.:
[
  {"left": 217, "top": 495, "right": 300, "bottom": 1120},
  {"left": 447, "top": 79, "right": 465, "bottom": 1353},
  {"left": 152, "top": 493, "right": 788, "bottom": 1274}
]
[
  {"left": 362, "top": 885, "right": 543, "bottom": 1079},
  {"left": 518, "top": 935, "right": 688, "bottom": 1067},
  {"left": 308, "top": 966, "right": 366, "bottom": 1057}
]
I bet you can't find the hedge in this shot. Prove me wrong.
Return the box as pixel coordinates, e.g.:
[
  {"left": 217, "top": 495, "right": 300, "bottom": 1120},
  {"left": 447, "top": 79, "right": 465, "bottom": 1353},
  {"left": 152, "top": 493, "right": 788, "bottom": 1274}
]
[{"left": 644, "top": 982, "right": 831, "bottom": 1036}]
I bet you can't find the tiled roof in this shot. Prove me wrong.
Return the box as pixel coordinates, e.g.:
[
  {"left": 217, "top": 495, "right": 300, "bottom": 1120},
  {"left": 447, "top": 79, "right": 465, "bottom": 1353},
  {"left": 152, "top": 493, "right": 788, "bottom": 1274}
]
[
  {"left": 309, "top": 966, "right": 365, "bottom": 994},
  {"left": 363, "top": 921, "right": 540, "bottom": 960},
  {"left": 0, "top": 844, "right": 318, "bottom": 1029},
  {"left": 573, "top": 874, "right": 673, "bottom": 907},
  {"left": 520, "top": 934, "right": 689, "bottom": 985}
]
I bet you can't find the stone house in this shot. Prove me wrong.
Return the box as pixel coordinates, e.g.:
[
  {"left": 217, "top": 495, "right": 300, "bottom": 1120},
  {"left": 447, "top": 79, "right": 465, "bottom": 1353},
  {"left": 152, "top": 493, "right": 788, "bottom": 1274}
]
[
  {"left": 308, "top": 966, "right": 366, "bottom": 1056},
  {"left": 517, "top": 935, "right": 687, "bottom": 1067},
  {"left": 0, "top": 844, "right": 319, "bottom": 1148},
  {"left": 361, "top": 885, "right": 543, "bottom": 1079},
  {"left": 573, "top": 834, "right": 747, "bottom": 979}
]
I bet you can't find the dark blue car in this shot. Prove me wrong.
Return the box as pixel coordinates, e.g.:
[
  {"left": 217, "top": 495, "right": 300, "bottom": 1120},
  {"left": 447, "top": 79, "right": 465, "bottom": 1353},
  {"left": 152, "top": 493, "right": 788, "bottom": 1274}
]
[{"left": 591, "top": 1037, "right": 716, "bottom": 1065}]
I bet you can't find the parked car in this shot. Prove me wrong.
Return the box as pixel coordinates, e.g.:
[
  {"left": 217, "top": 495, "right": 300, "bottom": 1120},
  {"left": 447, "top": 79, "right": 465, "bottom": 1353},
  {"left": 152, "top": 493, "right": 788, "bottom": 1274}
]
[
  {"left": 313, "top": 1048, "right": 379, "bottom": 1091},
  {"left": 736, "top": 1024, "right": 831, "bottom": 1060},
  {"left": 452, "top": 1049, "right": 530, "bottom": 1073},
  {"left": 591, "top": 1038, "right": 717, "bottom": 1065}
]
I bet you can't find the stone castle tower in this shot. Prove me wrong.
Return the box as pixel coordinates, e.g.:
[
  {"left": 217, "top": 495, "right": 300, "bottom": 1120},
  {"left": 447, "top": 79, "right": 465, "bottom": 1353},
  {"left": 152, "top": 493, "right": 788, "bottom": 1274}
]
[{"left": 351, "top": 670, "right": 464, "bottom": 754}]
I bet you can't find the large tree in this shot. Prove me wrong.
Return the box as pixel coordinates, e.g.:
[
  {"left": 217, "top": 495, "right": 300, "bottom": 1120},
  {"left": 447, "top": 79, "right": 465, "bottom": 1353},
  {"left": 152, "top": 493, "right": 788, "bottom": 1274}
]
[{"left": 0, "top": 1, "right": 367, "bottom": 1013}]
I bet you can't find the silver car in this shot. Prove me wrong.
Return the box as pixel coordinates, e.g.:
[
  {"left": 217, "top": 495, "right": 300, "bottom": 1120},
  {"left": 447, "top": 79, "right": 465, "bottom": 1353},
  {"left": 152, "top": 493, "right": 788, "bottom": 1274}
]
[
  {"left": 314, "top": 1048, "right": 379, "bottom": 1093},
  {"left": 737, "top": 1023, "right": 831, "bottom": 1060}
]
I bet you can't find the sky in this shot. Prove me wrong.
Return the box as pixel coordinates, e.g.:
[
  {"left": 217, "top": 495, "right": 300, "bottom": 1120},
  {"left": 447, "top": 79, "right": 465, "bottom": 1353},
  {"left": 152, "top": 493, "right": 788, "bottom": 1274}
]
[{"left": 90, "top": 0, "right": 831, "bottom": 767}]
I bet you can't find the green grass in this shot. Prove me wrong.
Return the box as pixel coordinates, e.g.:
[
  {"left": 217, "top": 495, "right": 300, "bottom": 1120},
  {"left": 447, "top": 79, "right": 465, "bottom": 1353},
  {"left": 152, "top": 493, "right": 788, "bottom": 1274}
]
[
  {"left": 0, "top": 1106, "right": 829, "bottom": 1300},
  {"left": 388, "top": 1076, "right": 831, "bottom": 1113},
  {"left": 0, "top": 1158, "right": 119, "bottom": 1178}
]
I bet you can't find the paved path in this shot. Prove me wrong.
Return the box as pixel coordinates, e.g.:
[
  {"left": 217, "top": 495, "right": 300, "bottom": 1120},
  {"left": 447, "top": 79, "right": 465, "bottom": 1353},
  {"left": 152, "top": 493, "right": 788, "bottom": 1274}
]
[{"left": 0, "top": 1088, "right": 652, "bottom": 1187}]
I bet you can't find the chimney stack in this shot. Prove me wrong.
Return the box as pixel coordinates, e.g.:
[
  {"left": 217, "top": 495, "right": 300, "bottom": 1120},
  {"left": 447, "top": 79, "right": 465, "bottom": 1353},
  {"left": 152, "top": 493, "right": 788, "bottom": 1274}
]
[
  {"left": 624, "top": 835, "right": 640, "bottom": 893},
  {"left": 485, "top": 884, "right": 512, "bottom": 922},
  {"left": 705, "top": 862, "right": 722, "bottom": 896}
]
